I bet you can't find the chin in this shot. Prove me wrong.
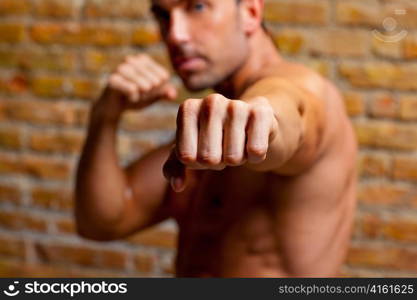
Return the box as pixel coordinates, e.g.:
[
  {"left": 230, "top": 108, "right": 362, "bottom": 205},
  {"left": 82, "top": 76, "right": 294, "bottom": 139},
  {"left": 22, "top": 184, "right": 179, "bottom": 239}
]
[{"left": 181, "top": 73, "right": 221, "bottom": 92}]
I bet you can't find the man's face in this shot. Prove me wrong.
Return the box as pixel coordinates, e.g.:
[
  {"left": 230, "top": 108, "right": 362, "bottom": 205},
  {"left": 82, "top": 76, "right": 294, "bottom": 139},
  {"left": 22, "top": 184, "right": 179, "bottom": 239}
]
[{"left": 151, "top": 0, "right": 250, "bottom": 91}]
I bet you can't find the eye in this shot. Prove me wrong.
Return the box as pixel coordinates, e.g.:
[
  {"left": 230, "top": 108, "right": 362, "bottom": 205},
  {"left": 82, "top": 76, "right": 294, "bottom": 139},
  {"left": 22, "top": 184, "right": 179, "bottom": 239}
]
[{"left": 192, "top": 2, "right": 206, "bottom": 12}]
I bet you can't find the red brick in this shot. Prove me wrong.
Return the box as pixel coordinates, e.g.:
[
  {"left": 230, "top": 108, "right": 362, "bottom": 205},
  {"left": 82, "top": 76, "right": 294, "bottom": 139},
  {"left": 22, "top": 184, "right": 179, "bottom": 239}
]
[
  {"left": 74, "top": 105, "right": 90, "bottom": 127},
  {"left": 70, "top": 77, "right": 103, "bottom": 100},
  {"left": 0, "top": 74, "right": 29, "bottom": 94},
  {"left": 382, "top": 218, "right": 417, "bottom": 243},
  {"left": 264, "top": 0, "right": 329, "bottom": 25},
  {"left": 360, "top": 213, "right": 383, "bottom": 239},
  {"left": 127, "top": 228, "right": 177, "bottom": 249},
  {"left": 35, "top": 243, "right": 127, "bottom": 269},
  {"left": 0, "top": 235, "right": 25, "bottom": 258},
  {"left": 0, "top": 0, "right": 30, "bottom": 16},
  {"left": 369, "top": 93, "right": 399, "bottom": 119},
  {"left": 132, "top": 23, "right": 161, "bottom": 46},
  {"left": 30, "top": 23, "right": 131, "bottom": 46},
  {"left": 23, "top": 156, "right": 72, "bottom": 180},
  {"left": 31, "top": 187, "right": 73, "bottom": 212},
  {"left": 0, "top": 23, "right": 25, "bottom": 43},
  {"left": 404, "top": 35, "right": 417, "bottom": 59},
  {"left": 336, "top": 0, "right": 381, "bottom": 27},
  {"left": 392, "top": 156, "right": 417, "bottom": 182},
  {"left": 359, "top": 215, "right": 417, "bottom": 257},
  {"left": 0, "top": 184, "right": 20, "bottom": 203},
  {"left": 271, "top": 28, "right": 304, "bottom": 55},
  {"left": 347, "top": 244, "right": 417, "bottom": 271},
  {"left": 358, "top": 182, "right": 409, "bottom": 206},
  {"left": 358, "top": 152, "right": 391, "bottom": 177},
  {"left": 0, "top": 153, "right": 21, "bottom": 174},
  {"left": 84, "top": 0, "right": 150, "bottom": 19},
  {"left": 18, "top": 48, "right": 77, "bottom": 72},
  {"left": 29, "top": 130, "right": 84, "bottom": 154},
  {"left": 0, "top": 210, "right": 47, "bottom": 232},
  {"left": 100, "top": 250, "right": 127, "bottom": 270},
  {"left": 31, "top": 76, "right": 66, "bottom": 98},
  {"left": 308, "top": 29, "right": 368, "bottom": 58},
  {"left": 2, "top": 99, "right": 78, "bottom": 126},
  {"left": 33, "top": 0, "right": 80, "bottom": 18},
  {"left": 134, "top": 253, "right": 155, "bottom": 273},
  {"left": 54, "top": 217, "right": 75, "bottom": 234},
  {"left": 0, "top": 49, "right": 18, "bottom": 68},
  {"left": 35, "top": 243, "right": 97, "bottom": 267},
  {"left": 354, "top": 121, "right": 417, "bottom": 151},
  {"left": 399, "top": 95, "right": 417, "bottom": 121},
  {"left": 82, "top": 49, "right": 125, "bottom": 74},
  {"left": 342, "top": 91, "right": 366, "bottom": 117},
  {"left": 339, "top": 62, "right": 417, "bottom": 91},
  {"left": 0, "top": 126, "right": 22, "bottom": 150}
]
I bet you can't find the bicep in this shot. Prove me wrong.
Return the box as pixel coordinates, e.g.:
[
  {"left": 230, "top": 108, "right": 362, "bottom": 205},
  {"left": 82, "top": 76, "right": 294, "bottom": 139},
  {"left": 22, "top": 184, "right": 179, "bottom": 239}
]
[{"left": 112, "top": 143, "right": 174, "bottom": 237}]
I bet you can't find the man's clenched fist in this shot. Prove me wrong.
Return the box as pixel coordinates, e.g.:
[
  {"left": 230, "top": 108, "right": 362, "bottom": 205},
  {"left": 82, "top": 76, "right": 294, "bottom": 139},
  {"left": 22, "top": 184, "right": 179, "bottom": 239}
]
[
  {"left": 164, "top": 93, "right": 279, "bottom": 192},
  {"left": 96, "top": 54, "right": 177, "bottom": 121}
]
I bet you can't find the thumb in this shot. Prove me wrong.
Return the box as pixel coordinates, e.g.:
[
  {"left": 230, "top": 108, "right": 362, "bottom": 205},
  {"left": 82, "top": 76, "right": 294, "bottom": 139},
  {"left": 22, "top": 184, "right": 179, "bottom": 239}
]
[
  {"left": 161, "top": 83, "right": 177, "bottom": 101},
  {"left": 163, "top": 148, "right": 187, "bottom": 193}
]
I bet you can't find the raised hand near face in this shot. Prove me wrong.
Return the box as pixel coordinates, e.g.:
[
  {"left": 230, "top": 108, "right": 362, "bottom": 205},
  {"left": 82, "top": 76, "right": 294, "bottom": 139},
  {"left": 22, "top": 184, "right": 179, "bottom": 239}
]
[{"left": 96, "top": 54, "right": 178, "bottom": 122}]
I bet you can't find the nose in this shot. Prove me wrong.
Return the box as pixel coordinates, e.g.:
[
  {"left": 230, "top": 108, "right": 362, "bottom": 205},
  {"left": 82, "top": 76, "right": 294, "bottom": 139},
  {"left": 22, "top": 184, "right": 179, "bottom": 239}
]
[{"left": 166, "top": 10, "right": 191, "bottom": 45}]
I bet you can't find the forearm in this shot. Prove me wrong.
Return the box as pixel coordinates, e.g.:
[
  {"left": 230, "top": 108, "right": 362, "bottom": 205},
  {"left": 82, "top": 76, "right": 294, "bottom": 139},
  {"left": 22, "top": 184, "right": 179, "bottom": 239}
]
[
  {"left": 242, "top": 79, "right": 324, "bottom": 174},
  {"left": 75, "top": 104, "right": 129, "bottom": 231},
  {"left": 244, "top": 96, "right": 304, "bottom": 173}
]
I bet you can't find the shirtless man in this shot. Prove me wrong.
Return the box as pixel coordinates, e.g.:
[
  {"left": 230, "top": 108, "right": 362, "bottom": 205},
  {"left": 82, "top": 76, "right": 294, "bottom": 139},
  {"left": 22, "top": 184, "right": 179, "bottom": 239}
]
[{"left": 75, "top": 0, "right": 358, "bottom": 277}]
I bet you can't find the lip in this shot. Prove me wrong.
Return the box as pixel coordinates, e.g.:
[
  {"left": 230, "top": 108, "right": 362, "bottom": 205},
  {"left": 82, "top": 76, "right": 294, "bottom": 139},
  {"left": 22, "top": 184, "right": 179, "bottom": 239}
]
[{"left": 174, "top": 56, "right": 205, "bottom": 72}]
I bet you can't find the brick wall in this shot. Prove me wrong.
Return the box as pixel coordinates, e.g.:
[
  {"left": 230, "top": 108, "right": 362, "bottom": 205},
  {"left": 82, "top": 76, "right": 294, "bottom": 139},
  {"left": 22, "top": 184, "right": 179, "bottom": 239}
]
[{"left": 0, "top": 0, "right": 416, "bottom": 277}]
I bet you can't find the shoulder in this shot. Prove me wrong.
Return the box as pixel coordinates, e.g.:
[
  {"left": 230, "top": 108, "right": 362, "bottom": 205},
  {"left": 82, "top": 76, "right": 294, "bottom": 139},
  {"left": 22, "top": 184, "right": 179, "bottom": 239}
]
[{"left": 252, "top": 61, "right": 324, "bottom": 96}]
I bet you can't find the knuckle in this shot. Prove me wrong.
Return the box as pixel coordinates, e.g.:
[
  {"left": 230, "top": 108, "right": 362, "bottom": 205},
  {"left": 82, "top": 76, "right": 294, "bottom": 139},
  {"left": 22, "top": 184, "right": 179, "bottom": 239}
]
[
  {"left": 247, "top": 145, "right": 267, "bottom": 157},
  {"left": 253, "top": 104, "right": 271, "bottom": 116},
  {"left": 224, "top": 154, "right": 243, "bottom": 166},
  {"left": 160, "top": 70, "right": 169, "bottom": 81},
  {"left": 117, "top": 64, "right": 129, "bottom": 74},
  {"left": 180, "top": 99, "right": 199, "bottom": 115},
  {"left": 250, "top": 105, "right": 272, "bottom": 122},
  {"left": 126, "top": 84, "right": 136, "bottom": 94},
  {"left": 125, "top": 55, "right": 136, "bottom": 63},
  {"left": 140, "top": 79, "right": 152, "bottom": 89},
  {"left": 139, "top": 84, "right": 151, "bottom": 94},
  {"left": 228, "top": 100, "right": 248, "bottom": 117},
  {"left": 198, "top": 152, "right": 221, "bottom": 166},
  {"left": 205, "top": 93, "right": 225, "bottom": 105},
  {"left": 138, "top": 54, "right": 151, "bottom": 63},
  {"left": 108, "top": 74, "right": 119, "bottom": 85},
  {"left": 150, "top": 76, "right": 161, "bottom": 86},
  {"left": 203, "top": 94, "right": 226, "bottom": 115},
  {"left": 178, "top": 151, "right": 196, "bottom": 164}
]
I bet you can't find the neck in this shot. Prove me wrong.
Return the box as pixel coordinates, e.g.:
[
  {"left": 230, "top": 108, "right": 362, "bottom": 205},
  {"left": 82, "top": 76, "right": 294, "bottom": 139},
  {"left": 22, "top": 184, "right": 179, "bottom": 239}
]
[{"left": 214, "top": 30, "right": 283, "bottom": 99}]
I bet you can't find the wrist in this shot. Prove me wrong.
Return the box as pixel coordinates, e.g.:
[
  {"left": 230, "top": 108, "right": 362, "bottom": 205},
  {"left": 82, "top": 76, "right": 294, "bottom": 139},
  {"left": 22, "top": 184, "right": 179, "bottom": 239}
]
[{"left": 90, "top": 101, "right": 122, "bottom": 127}]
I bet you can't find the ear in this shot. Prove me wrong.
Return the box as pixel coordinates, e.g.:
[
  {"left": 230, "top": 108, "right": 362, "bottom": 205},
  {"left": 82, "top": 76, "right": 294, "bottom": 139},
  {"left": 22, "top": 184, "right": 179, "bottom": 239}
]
[{"left": 239, "top": 0, "right": 264, "bottom": 35}]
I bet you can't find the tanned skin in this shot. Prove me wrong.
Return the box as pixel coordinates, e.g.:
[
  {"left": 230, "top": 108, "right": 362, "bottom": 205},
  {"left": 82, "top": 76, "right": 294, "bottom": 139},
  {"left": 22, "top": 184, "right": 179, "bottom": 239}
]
[{"left": 75, "top": 0, "right": 358, "bottom": 277}]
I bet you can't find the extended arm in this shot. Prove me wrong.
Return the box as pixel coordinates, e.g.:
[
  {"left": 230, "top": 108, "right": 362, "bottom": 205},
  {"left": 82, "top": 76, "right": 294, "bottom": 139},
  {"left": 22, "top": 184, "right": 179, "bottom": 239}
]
[{"left": 240, "top": 77, "right": 326, "bottom": 175}]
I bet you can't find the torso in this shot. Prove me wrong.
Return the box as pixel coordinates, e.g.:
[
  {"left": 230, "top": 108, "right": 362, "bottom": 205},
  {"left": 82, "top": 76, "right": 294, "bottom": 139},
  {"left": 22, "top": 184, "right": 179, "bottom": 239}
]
[{"left": 169, "top": 62, "right": 358, "bottom": 277}]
